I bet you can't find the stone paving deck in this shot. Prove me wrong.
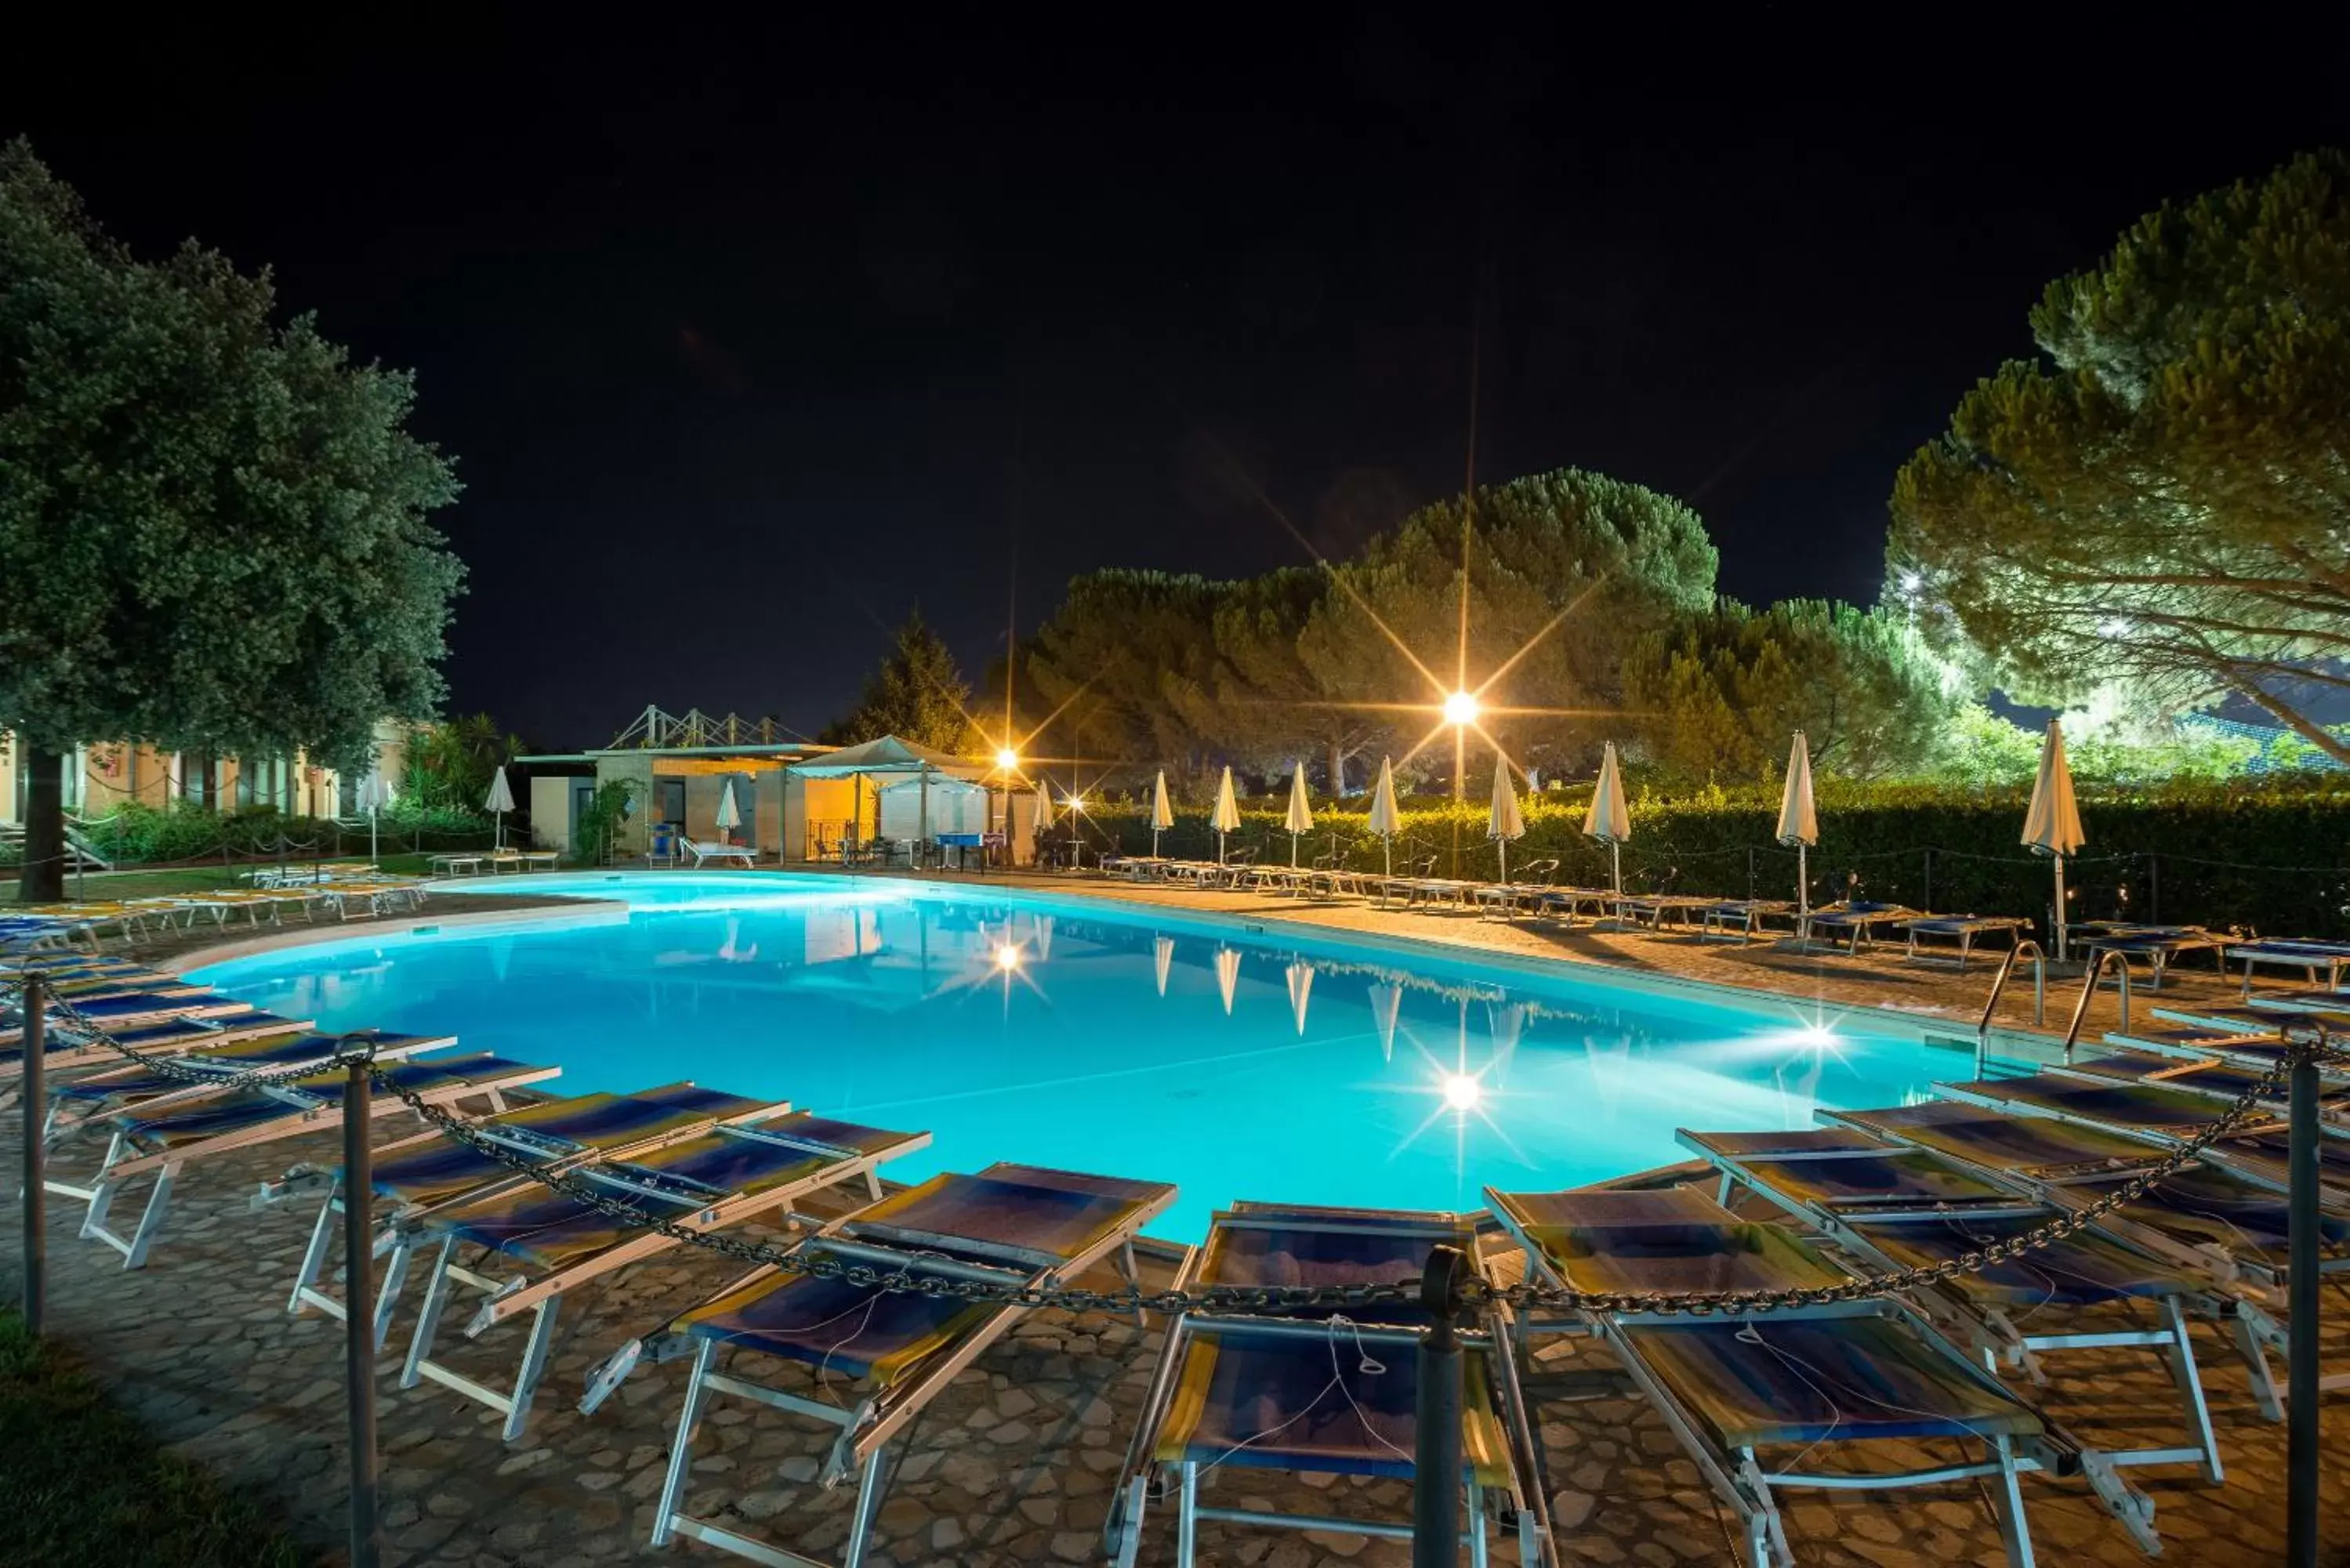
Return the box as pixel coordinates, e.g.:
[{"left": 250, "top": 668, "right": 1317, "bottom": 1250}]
[{"left": 5, "top": 870, "right": 2345, "bottom": 1566}]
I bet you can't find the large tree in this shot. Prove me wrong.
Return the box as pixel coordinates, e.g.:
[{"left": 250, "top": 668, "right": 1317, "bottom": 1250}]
[
  {"left": 1300, "top": 466, "right": 1717, "bottom": 784},
  {"left": 1023, "top": 570, "right": 1230, "bottom": 784},
  {"left": 1890, "top": 150, "right": 2350, "bottom": 762},
  {"left": 818, "top": 609, "right": 976, "bottom": 751},
  {"left": 0, "top": 142, "right": 464, "bottom": 900},
  {"left": 1623, "top": 599, "right": 1959, "bottom": 784},
  {"left": 1184, "top": 567, "right": 1387, "bottom": 793}
]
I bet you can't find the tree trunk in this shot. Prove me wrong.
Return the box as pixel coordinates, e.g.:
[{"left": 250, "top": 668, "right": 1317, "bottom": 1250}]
[
  {"left": 1326, "top": 740, "right": 1347, "bottom": 798},
  {"left": 18, "top": 744, "right": 67, "bottom": 904}
]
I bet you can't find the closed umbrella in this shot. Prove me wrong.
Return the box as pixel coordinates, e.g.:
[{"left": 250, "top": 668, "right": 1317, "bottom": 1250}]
[
  {"left": 1284, "top": 762, "right": 1315, "bottom": 868},
  {"left": 1286, "top": 960, "right": 1315, "bottom": 1035},
  {"left": 1150, "top": 770, "right": 1175, "bottom": 858},
  {"left": 1776, "top": 733, "right": 1819, "bottom": 914},
  {"left": 1214, "top": 946, "right": 1241, "bottom": 1015},
  {"left": 1488, "top": 752, "right": 1525, "bottom": 884},
  {"left": 1366, "top": 755, "right": 1402, "bottom": 879},
  {"left": 1035, "top": 777, "right": 1057, "bottom": 834},
  {"left": 1583, "top": 742, "right": 1631, "bottom": 896},
  {"left": 1369, "top": 981, "right": 1402, "bottom": 1063},
  {"left": 1153, "top": 934, "right": 1175, "bottom": 998},
  {"left": 484, "top": 766, "right": 516, "bottom": 851},
  {"left": 1210, "top": 766, "right": 1242, "bottom": 864},
  {"left": 2023, "top": 719, "right": 2087, "bottom": 961},
  {"left": 714, "top": 778, "right": 742, "bottom": 846}
]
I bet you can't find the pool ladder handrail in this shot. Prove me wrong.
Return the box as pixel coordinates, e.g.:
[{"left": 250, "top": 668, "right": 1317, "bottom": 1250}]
[
  {"left": 2060, "top": 947, "right": 2134, "bottom": 1064},
  {"left": 1976, "top": 940, "right": 2047, "bottom": 1071}
]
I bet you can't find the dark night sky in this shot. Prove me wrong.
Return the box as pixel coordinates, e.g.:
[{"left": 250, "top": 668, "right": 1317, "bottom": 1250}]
[{"left": 11, "top": 14, "right": 2348, "bottom": 749}]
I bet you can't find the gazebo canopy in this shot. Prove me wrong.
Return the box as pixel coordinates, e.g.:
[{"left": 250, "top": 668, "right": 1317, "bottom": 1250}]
[{"left": 786, "top": 735, "right": 979, "bottom": 779}]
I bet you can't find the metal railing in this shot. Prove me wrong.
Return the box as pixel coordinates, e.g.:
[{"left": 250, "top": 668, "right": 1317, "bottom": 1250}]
[
  {"left": 2061, "top": 947, "right": 2135, "bottom": 1063},
  {"left": 1975, "top": 938, "right": 2048, "bottom": 1072}
]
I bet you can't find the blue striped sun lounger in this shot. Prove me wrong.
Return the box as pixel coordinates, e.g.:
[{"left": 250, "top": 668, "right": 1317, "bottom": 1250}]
[
  {"left": 581, "top": 1162, "right": 1174, "bottom": 1568},
  {"left": 40, "top": 1024, "right": 433, "bottom": 1128},
  {"left": 1483, "top": 1182, "right": 2157, "bottom": 1566},
  {"left": 1681, "top": 1124, "right": 2250, "bottom": 1483},
  {"left": 393, "top": 1111, "right": 927, "bottom": 1440},
  {"left": 1900, "top": 914, "right": 2032, "bottom": 969},
  {"left": 0, "top": 987, "right": 251, "bottom": 1051},
  {"left": 2227, "top": 939, "right": 2350, "bottom": 995},
  {"left": 1106, "top": 1202, "right": 1549, "bottom": 1568},
  {"left": 1794, "top": 901, "right": 1917, "bottom": 954},
  {"left": 2075, "top": 928, "right": 2228, "bottom": 987},
  {"left": 275, "top": 1081, "right": 789, "bottom": 1345},
  {"left": 0, "top": 1009, "right": 319, "bottom": 1108},
  {"left": 53, "top": 1051, "right": 559, "bottom": 1269}
]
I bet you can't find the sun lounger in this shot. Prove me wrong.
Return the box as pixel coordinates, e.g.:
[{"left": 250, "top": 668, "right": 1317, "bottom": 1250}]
[
  {"left": 1695, "top": 900, "right": 1797, "bottom": 943},
  {"left": 1900, "top": 914, "right": 2032, "bottom": 969},
  {"left": 271, "top": 1081, "right": 791, "bottom": 1345},
  {"left": 2075, "top": 927, "right": 2227, "bottom": 988},
  {"left": 1794, "top": 900, "right": 1918, "bottom": 954},
  {"left": 53, "top": 1051, "right": 560, "bottom": 1268},
  {"left": 396, "top": 1112, "right": 929, "bottom": 1439},
  {"left": 2047, "top": 1049, "right": 2349, "bottom": 1121},
  {"left": 1681, "top": 1126, "right": 2243, "bottom": 1482},
  {"left": 2226, "top": 938, "right": 2350, "bottom": 994},
  {"left": 579, "top": 1161, "right": 1174, "bottom": 1568},
  {"left": 1605, "top": 893, "right": 1711, "bottom": 930},
  {"left": 0, "top": 1009, "right": 319, "bottom": 1099},
  {"left": 1527, "top": 886, "right": 1614, "bottom": 925},
  {"left": 41, "top": 1026, "right": 443, "bottom": 1125},
  {"left": 2, "top": 988, "right": 256, "bottom": 1050},
  {"left": 1485, "top": 1182, "right": 2156, "bottom": 1566},
  {"left": 1107, "top": 1201, "right": 1548, "bottom": 1568}
]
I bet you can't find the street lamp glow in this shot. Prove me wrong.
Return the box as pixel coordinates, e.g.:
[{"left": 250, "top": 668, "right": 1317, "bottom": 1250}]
[
  {"left": 1442, "top": 1072, "right": 1482, "bottom": 1110},
  {"left": 994, "top": 747, "right": 1019, "bottom": 772},
  {"left": 1443, "top": 690, "right": 1479, "bottom": 726}
]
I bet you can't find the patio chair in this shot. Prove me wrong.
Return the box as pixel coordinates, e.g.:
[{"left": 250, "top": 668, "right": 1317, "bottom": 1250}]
[
  {"left": 1105, "top": 1201, "right": 1550, "bottom": 1568},
  {"left": 1681, "top": 1125, "right": 2247, "bottom": 1483},
  {"left": 578, "top": 1161, "right": 1174, "bottom": 1568},
  {"left": 397, "top": 1112, "right": 929, "bottom": 1439},
  {"left": 1484, "top": 1182, "right": 2159, "bottom": 1566},
  {"left": 272, "top": 1081, "right": 789, "bottom": 1345},
  {"left": 52, "top": 1051, "right": 560, "bottom": 1268}
]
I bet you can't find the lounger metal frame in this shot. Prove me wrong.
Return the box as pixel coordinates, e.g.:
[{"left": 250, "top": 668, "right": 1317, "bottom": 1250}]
[{"left": 396, "top": 1121, "right": 927, "bottom": 1441}]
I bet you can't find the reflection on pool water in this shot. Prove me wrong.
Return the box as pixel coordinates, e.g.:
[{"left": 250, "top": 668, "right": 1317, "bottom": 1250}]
[{"left": 191, "top": 875, "right": 1982, "bottom": 1238}]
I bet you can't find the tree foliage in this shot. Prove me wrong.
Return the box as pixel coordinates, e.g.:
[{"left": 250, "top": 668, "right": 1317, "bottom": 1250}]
[
  {"left": 0, "top": 141, "right": 464, "bottom": 896},
  {"left": 401, "top": 712, "right": 522, "bottom": 813},
  {"left": 1890, "top": 149, "right": 2350, "bottom": 762},
  {"left": 1623, "top": 600, "right": 1960, "bottom": 784},
  {"left": 1022, "top": 570, "right": 1231, "bottom": 782},
  {"left": 818, "top": 610, "right": 976, "bottom": 751}
]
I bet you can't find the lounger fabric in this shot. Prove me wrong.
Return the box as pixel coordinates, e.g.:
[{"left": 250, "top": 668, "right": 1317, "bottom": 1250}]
[
  {"left": 1151, "top": 1334, "right": 1512, "bottom": 1483},
  {"left": 1853, "top": 1212, "right": 2196, "bottom": 1308},
  {"left": 119, "top": 1054, "right": 541, "bottom": 1149},
  {"left": 1628, "top": 1316, "right": 2044, "bottom": 1447},
  {"left": 368, "top": 1085, "right": 768, "bottom": 1206},
  {"left": 1734, "top": 1150, "right": 2016, "bottom": 1211},
  {"left": 1503, "top": 1187, "right": 1848, "bottom": 1296}
]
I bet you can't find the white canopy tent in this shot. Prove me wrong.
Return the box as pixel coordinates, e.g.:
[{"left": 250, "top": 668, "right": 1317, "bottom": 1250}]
[{"left": 785, "top": 735, "right": 987, "bottom": 863}]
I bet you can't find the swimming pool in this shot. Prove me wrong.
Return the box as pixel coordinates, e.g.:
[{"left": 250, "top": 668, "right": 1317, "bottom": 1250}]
[{"left": 190, "top": 873, "right": 1989, "bottom": 1238}]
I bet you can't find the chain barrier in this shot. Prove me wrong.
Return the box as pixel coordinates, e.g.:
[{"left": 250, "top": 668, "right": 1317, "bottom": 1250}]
[{"left": 14, "top": 976, "right": 2337, "bottom": 1319}]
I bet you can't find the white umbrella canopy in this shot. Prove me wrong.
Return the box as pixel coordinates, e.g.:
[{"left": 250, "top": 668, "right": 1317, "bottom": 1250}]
[
  {"left": 1210, "top": 766, "right": 1242, "bottom": 863},
  {"left": 1368, "top": 981, "right": 1403, "bottom": 1063},
  {"left": 1284, "top": 762, "right": 1315, "bottom": 867},
  {"left": 1153, "top": 934, "right": 1176, "bottom": 998},
  {"left": 2023, "top": 719, "right": 2088, "bottom": 959},
  {"left": 1366, "top": 755, "right": 1402, "bottom": 878},
  {"left": 1776, "top": 733, "right": 1819, "bottom": 914},
  {"left": 484, "top": 766, "right": 516, "bottom": 850},
  {"left": 1488, "top": 753, "right": 1525, "bottom": 882},
  {"left": 1583, "top": 742, "right": 1631, "bottom": 894},
  {"left": 1214, "top": 946, "right": 1242, "bottom": 1015},
  {"left": 1034, "top": 777, "right": 1057, "bottom": 833},
  {"left": 1149, "top": 770, "right": 1175, "bottom": 857},
  {"left": 714, "top": 778, "right": 742, "bottom": 843}
]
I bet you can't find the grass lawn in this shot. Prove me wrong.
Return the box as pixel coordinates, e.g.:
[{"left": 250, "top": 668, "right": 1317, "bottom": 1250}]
[
  {"left": 0, "top": 1309, "right": 307, "bottom": 1566},
  {"left": 0, "top": 854, "right": 440, "bottom": 907}
]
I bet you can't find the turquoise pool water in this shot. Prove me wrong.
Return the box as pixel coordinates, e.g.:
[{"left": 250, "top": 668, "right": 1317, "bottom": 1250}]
[{"left": 190, "top": 874, "right": 1981, "bottom": 1238}]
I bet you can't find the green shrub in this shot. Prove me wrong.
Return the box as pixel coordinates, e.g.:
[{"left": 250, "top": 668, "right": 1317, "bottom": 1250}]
[{"left": 1072, "top": 772, "right": 2350, "bottom": 936}]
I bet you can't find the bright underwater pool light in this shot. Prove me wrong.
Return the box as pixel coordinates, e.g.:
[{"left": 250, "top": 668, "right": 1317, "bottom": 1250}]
[
  {"left": 994, "top": 942, "right": 1023, "bottom": 972},
  {"left": 1442, "top": 1071, "right": 1482, "bottom": 1110},
  {"left": 1443, "top": 690, "right": 1480, "bottom": 726}
]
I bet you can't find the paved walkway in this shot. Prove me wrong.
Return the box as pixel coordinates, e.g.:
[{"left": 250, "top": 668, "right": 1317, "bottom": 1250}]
[{"left": 4, "top": 871, "right": 2342, "bottom": 1566}]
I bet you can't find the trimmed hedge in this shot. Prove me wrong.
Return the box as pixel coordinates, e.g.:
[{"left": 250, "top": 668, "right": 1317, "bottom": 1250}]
[
  {"left": 11, "top": 802, "right": 503, "bottom": 869},
  {"left": 1061, "top": 775, "right": 2350, "bottom": 938}
]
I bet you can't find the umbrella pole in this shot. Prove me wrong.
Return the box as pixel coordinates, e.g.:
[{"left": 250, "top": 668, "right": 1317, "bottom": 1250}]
[
  {"left": 1610, "top": 840, "right": 1621, "bottom": 897},
  {"left": 1797, "top": 842, "right": 1808, "bottom": 916},
  {"left": 1499, "top": 838, "right": 1507, "bottom": 885},
  {"left": 1218, "top": 830, "right": 1226, "bottom": 867},
  {"left": 1153, "top": 827, "right": 1161, "bottom": 859},
  {"left": 2053, "top": 855, "right": 2069, "bottom": 962}
]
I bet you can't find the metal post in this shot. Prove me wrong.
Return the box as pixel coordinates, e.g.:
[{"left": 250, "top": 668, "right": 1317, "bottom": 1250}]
[
  {"left": 20, "top": 975, "right": 46, "bottom": 1335},
  {"left": 2287, "top": 1026, "right": 2322, "bottom": 1568},
  {"left": 342, "top": 1056, "right": 383, "bottom": 1568},
  {"left": 2148, "top": 853, "right": 2160, "bottom": 926},
  {"left": 1413, "top": 1244, "right": 1470, "bottom": 1567},
  {"left": 1923, "top": 847, "right": 1933, "bottom": 913}
]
